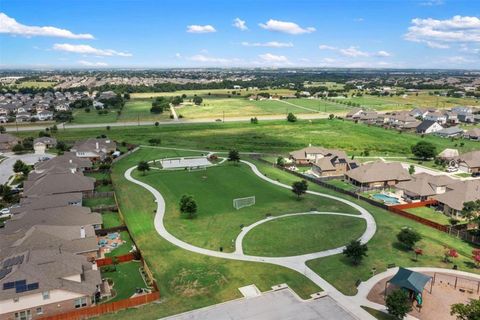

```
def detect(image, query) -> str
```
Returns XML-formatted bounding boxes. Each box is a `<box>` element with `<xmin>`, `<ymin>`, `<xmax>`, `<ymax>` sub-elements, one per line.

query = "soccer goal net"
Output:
<box><xmin>187</xmin><ymin>166</ymin><xmax>207</xmax><ymax>172</ymax></box>
<box><xmin>233</xmin><ymin>196</ymin><xmax>256</xmax><ymax>210</ymax></box>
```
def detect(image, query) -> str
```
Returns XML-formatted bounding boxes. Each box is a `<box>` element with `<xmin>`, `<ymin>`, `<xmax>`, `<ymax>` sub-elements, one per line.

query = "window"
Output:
<box><xmin>14</xmin><ymin>310</ymin><xmax>31</xmax><ymax>320</ymax></box>
<box><xmin>35</xmin><ymin>307</ymin><xmax>43</xmax><ymax>315</ymax></box>
<box><xmin>42</xmin><ymin>291</ymin><xmax>50</xmax><ymax>300</ymax></box>
<box><xmin>74</xmin><ymin>297</ymin><xmax>87</xmax><ymax>308</ymax></box>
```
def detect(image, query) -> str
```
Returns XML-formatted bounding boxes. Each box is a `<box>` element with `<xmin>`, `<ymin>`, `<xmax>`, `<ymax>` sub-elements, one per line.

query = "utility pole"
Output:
<box><xmin>137</xmin><ymin>113</ymin><xmax>140</xmax><ymax>126</ymax></box>
<box><xmin>223</xmin><ymin>111</ymin><xmax>225</xmax><ymax>123</ymax></box>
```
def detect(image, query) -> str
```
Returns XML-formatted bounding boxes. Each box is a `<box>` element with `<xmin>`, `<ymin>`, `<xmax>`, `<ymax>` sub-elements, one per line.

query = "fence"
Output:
<box><xmin>38</xmin><ymin>291</ymin><xmax>160</xmax><ymax>320</ymax></box>
<box><xmin>96</xmin><ymin>252</ymin><xmax>135</xmax><ymax>267</ymax></box>
<box><xmin>83</xmin><ymin>191</ymin><xmax>115</xmax><ymax>199</ymax></box>
<box><xmin>112</xmin><ymin>146</ymin><xmax>140</xmax><ymax>164</ymax></box>
<box><xmin>95</xmin><ymin>225</ymin><xmax>128</xmax><ymax>236</ymax></box>
<box><xmin>388</xmin><ymin>201</ymin><xmax>449</xmax><ymax>232</ymax></box>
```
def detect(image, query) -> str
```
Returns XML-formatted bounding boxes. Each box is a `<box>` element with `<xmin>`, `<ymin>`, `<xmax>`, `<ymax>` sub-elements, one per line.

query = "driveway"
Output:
<box><xmin>0</xmin><ymin>153</ymin><xmax>54</xmax><ymax>185</ymax></box>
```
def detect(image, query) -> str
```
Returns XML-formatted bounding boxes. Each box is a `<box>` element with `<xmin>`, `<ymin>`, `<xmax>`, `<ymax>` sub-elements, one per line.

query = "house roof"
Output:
<box><xmin>435</xmin><ymin>126</ymin><xmax>464</xmax><ymax>135</ymax></box>
<box><xmin>1</xmin><ymin>206</ymin><xmax>101</xmax><ymax>235</ymax></box>
<box><xmin>466</xmin><ymin>128</ymin><xmax>480</xmax><ymax>138</ymax></box>
<box><xmin>396</xmin><ymin>173</ymin><xmax>455</xmax><ymax>197</ymax></box>
<box><xmin>434</xmin><ymin>180</ymin><xmax>480</xmax><ymax>211</ymax></box>
<box><xmin>23</xmin><ymin>172</ymin><xmax>95</xmax><ymax>197</ymax></box>
<box><xmin>346</xmin><ymin>161</ymin><xmax>411</xmax><ymax>184</ymax></box>
<box><xmin>0</xmin><ymin>249</ymin><xmax>101</xmax><ymax>301</ymax></box>
<box><xmin>35</xmin><ymin>152</ymin><xmax>92</xmax><ymax>171</ymax></box>
<box><xmin>457</xmin><ymin>151</ymin><xmax>480</xmax><ymax>169</ymax></box>
<box><xmin>33</xmin><ymin>137</ymin><xmax>57</xmax><ymax>145</ymax></box>
<box><xmin>18</xmin><ymin>193</ymin><xmax>83</xmax><ymax>211</ymax></box>
<box><xmin>437</xmin><ymin>148</ymin><xmax>459</xmax><ymax>159</ymax></box>
<box><xmin>71</xmin><ymin>138</ymin><xmax>117</xmax><ymax>155</ymax></box>
<box><xmin>416</xmin><ymin>120</ymin><xmax>439</xmax><ymax>133</ymax></box>
<box><xmin>0</xmin><ymin>133</ymin><xmax>19</xmax><ymax>144</ymax></box>
<box><xmin>389</xmin><ymin>267</ymin><xmax>432</xmax><ymax>294</ymax></box>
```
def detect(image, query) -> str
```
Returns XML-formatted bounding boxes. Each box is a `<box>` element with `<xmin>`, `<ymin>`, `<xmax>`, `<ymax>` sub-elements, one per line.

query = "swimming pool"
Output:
<box><xmin>372</xmin><ymin>193</ymin><xmax>400</xmax><ymax>204</ymax></box>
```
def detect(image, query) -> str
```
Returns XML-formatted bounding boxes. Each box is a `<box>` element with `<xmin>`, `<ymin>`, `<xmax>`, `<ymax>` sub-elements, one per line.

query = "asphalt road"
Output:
<box><xmin>0</xmin><ymin>153</ymin><xmax>54</xmax><ymax>185</ymax></box>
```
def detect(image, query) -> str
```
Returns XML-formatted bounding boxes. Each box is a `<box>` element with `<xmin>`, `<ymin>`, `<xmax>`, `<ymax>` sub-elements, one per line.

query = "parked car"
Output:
<box><xmin>0</xmin><ymin>208</ymin><xmax>11</xmax><ymax>215</ymax></box>
<box><xmin>447</xmin><ymin>167</ymin><xmax>458</xmax><ymax>173</ymax></box>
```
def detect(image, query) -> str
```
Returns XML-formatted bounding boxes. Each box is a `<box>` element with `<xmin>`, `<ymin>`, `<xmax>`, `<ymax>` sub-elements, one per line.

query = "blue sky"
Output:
<box><xmin>0</xmin><ymin>0</ymin><xmax>479</xmax><ymax>69</ymax></box>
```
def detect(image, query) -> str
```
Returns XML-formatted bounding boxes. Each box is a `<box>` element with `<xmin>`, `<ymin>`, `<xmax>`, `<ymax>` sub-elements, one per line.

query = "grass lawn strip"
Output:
<box><xmin>406</xmin><ymin>207</ymin><xmax>452</xmax><ymax>226</ymax></box>
<box><xmin>101</xmin><ymin>261</ymin><xmax>147</xmax><ymax>302</ymax></box>
<box><xmin>101</xmin><ymin>211</ymin><xmax>123</xmax><ymax>229</ymax></box>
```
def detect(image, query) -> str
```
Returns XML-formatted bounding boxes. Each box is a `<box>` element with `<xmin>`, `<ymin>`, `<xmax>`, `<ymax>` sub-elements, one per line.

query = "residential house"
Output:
<box><xmin>346</xmin><ymin>108</ymin><xmax>363</xmax><ymax>120</ymax></box>
<box><xmin>23</xmin><ymin>172</ymin><xmax>95</xmax><ymax>197</ymax></box>
<box><xmin>16</xmin><ymin>193</ymin><xmax>83</xmax><ymax>212</ymax></box>
<box><xmin>465</xmin><ymin>128</ymin><xmax>480</xmax><ymax>141</ymax></box>
<box><xmin>444</xmin><ymin>111</ymin><xmax>459</xmax><ymax>125</ymax></box>
<box><xmin>33</xmin><ymin>137</ymin><xmax>57</xmax><ymax>149</ymax></box>
<box><xmin>0</xmin><ymin>249</ymin><xmax>102</xmax><ymax>320</ymax></box>
<box><xmin>311</xmin><ymin>150</ymin><xmax>359</xmax><ymax>177</ymax></box>
<box><xmin>345</xmin><ymin>161</ymin><xmax>411</xmax><ymax>188</ymax></box>
<box><xmin>71</xmin><ymin>139</ymin><xmax>117</xmax><ymax>161</ymax></box>
<box><xmin>416</xmin><ymin>120</ymin><xmax>443</xmax><ymax>134</ymax></box>
<box><xmin>424</xmin><ymin>111</ymin><xmax>447</xmax><ymax>124</ymax></box>
<box><xmin>34</xmin><ymin>111</ymin><xmax>54</xmax><ymax>121</ymax></box>
<box><xmin>0</xmin><ymin>134</ymin><xmax>20</xmax><ymax>152</ymax></box>
<box><xmin>15</xmin><ymin>112</ymin><xmax>31</xmax><ymax>122</ymax></box>
<box><xmin>35</xmin><ymin>153</ymin><xmax>92</xmax><ymax>173</ymax></box>
<box><xmin>396</xmin><ymin>173</ymin><xmax>455</xmax><ymax>202</ymax></box>
<box><xmin>456</xmin><ymin>151</ymin><xmax>480</xmax><ymax>174</ymax></box>
<box><xmin>289</xmin><ymin>146</ymin><xmax>341</xmax><ymax>165</ymax></box>
<box><xmin>437</xmin><ymin>148</ymin><xmax>459</xmax><ymax>161</ymax></box>
<box><xmin>434</xmin><ymin>180</ymin><xmax>480</xmax><ymax>217</ymax></box>
<box><xmin>434</xmin><ymin>126</ymin><xmax>464</xmax><ymax>138</ymax></box>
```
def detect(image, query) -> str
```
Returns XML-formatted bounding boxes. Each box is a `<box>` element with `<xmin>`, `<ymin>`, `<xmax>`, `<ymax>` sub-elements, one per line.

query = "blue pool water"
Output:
<box><xmin>372</xmin><ymin>193</ymin><xmax>400</xmax><ymax>204</ymax></box>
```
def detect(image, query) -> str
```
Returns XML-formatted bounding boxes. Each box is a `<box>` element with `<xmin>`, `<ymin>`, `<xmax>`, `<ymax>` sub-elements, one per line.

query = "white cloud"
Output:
<box><xmin>405</xmin><ymin>16</ymin><xmax>480</xmax><ymax>45</ymax></box>
<box><xmin>318</xmin><ymin>44</ymin><xmax>337</xmax><ymax>50</ymax></box>
<box><xmin>53</xmin><ymin>43</ymin><xmax>132</xmax><ymax>57</ymax></box>
<box><xmin>233</xmin><ymin>18</ymin><xmax>247</xmax><ymax>31</ymax></box>
<box><xmin>426</xmin><ymin>41</ymin><xmax>450</xmax><ymax>49</ymax></box>
<box><xmin>375</xmin><ymin>50</ymin><xmax>391</xmax><ymax>57</ymax></box>
<box><xmin>446</xmin><ymin>56</ymin><xmax>473</xmax><ymax>64</ymax></box>
<box><xmin>78</xmin><ymin>60</ymin><xmax>108</xmax><ymax>67</ymax></box>
<box><xmin>241</xmin><ymin>41</ymin><xmax>293</xmax><ymax>48</ymax></box>
<box><xmin>175</xmin><ymin>53</ymin><xmax>182</xmax><ymax>58</ymax></box>
<box><xmin>419</xmin><ymin>0</ymin><xmax>444</xmax><ymax>6</ymax></box>
<box><xmin>186</xmin><ymin>25</ymin><xmax>216</xmax><ymax>33</ymax></box>
<box><xmin>354</xmin><ymin>18</ymin><xmax>364</xmax><ymax>22</ymax></box>
<box><xmin>319</xmin><ymin>44</ymin><xmax>391</xmax><ymax>58</ymax></box>
<box><xmin>259</xmin><ymin>19</ymin><xmax>315</xmax><ymax>35</ymax></box>
<box><xmin>0</xmin><ymin>13</ymin><xmax>94</xmax><ymax>39</ymax></box>
<box><xmin>188</xmin><ymin>54</ymin><xmax>230</xmax><ymax>63</ymax></box>
<box><xmin>339</xmin><ymin>47</ymin><xmax>369</xmax><ymax>57</ymax></box>
<box><xmin>258</xmin><ymin>53</ymin><xmax>288</xmax><ymax>63</ymax></box>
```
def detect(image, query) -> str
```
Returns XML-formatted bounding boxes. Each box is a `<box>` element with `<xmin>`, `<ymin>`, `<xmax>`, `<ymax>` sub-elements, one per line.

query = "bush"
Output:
<box><xmin>287</xmin><ymin>112</ymin><xmax>297</xmax><ymax>122</ymax></box>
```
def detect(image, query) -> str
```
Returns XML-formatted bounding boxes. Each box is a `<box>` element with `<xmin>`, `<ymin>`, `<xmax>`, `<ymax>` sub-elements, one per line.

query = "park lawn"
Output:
<box><xmin>101</xmin><ymin>211</ymin><xmax>123</xmax><ymax>229</ymax></box>
<box><xmin>136</xmin><ymin>161</ymin><xmax>358</xmax><ymax>253</ymax></box>
<box><xmin>326</xmin><ymin>179</ymin><xmax>357</xmax><ymax>191</ymax></box>
<box><xmin>286</xmin><ymin>98</ymin><xmax>351</xmax><ymax>114</ymax></box>
<box><xmin>72</xmin><ymin>109</ymin><xmax>118</xmax><ymax>124</ymax></box>
<box><xmin>105</xmin><ymin>231</ymin><xmax>134</xmax><ymax>257</ymax></box>
<box><xmin>455</xmin><ymin>172</ymin><xmax>472</xmax><ymax>178</ymax></box>
<box><xmin>119</xmin><ymin>99</ymin><xmax>171</xmax><ymax>122</ymax></box>
<box><xmin>101</xmin><ymin>261</ymin><xmax>146</xmax><ymax>302</ymax></box>
<box><xmin>101</xmin><ymin>147</ymin><xmax>321</xmax><ymax>320</ymax></box>
<box><xmin>243</xmin><ymin>214</ymin><xmax>366</xmax><ymax>257</ymax></box>
<box><xmin>85</xmin><ymin>171</ymin><xmax>111</xmax><ymax>181</ymax></box>
<box><xmin>251</xmin><ymin>158</ymin><xmax>480</xmax><ymax>295</ymax></box>
<box><xmin>406</xmin><ymin>207</ymin><xmax>451</xmax><ymax>226</ymax></box>
<box><xmin>131</xmin><ymin>88</ymin><xmax>296</xmax><ymax>99</ymax></box>
<box><xmin>19</xmin><ymin>119</ymin><xmax>480</xmax><ymax>157</ymax></box>
<box><xmin>176</xmin><ymin>97</ymin><xmax>316</xmax><ymax>119</ymax></box>
<box><xmin>304</xmin><ymin>81</ymin><xmax>345</xmax><ymax>90</ymax></box>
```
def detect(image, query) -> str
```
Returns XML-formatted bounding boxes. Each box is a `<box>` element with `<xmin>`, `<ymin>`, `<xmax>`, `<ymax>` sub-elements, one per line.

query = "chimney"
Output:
<box><xmin>95</xmin><ymin>142</ymin><xmax>99</xmax><ymax>150</ymax></box>
<box><xmin>69</xmin><ymin>159</ymin><xmax>73</xmax><ymax>164</ymax></box>
<box><xmin>80</xmin><ymin>226</ymin><xmax>86</xmax><ymax>239</ymax></box>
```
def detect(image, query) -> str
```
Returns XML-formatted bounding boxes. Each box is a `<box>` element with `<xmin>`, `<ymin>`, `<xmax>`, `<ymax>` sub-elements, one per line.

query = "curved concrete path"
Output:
<box><xmin>124</xmin><ymin>158</ymin><xmax>378</xmax><ymax>319</ymax></box>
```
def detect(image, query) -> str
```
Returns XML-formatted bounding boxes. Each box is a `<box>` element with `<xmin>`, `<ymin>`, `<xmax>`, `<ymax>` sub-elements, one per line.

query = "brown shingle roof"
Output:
<box><xmin>346</xmin><ymin>161</ymin><xmax>411</xmax><ymax>184</ymax></box>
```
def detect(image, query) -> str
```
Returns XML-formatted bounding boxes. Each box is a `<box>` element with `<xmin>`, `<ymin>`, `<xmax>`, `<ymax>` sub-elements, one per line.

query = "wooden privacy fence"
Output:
<box><xmin>389</xmin><ymin>199</ymin><xmax>438</xmax><ymax>210</ymax></box>
<box><xmin>38</xmin><ymin>291</ymin><xmax>160</xmax><ymax>320</ymax></box>
<box><xmin>96</xmin><ymin>253</ymin><xmax>135</xmax><ymax>267</ymax></box>
<box><xmin>388</xmin><ymin>200</ymin><xmax>450</xmax><ymax>233</ymax></box>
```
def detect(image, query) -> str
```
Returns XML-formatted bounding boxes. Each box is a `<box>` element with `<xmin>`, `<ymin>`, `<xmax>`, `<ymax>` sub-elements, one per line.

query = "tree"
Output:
<box><xmin>0</xmin><ymin>126</ymin><xmax>5</xmax><ymax>134</ymax></box>
<box><xmin>329</xmin><ymin>114</ymin><xmax>335</xmax><ymax>120</ymax></box>
<box><xmin>250</xmin><ymin>117</ymin><xmax>258</xmax><ymax>124</ymax></box>
<box><xmin>411</xmin><ymin>141</ymin><xmax>436</xmax><ymax>160</ymax></box>
<box><xmin>451</xmin><ymin>299</ymin><xmax>480</xmax><ymax>320</ymax></box>
<box><xmin>472</xmin><ymin>249</ymin><xmax>480</xmax><ymax>268</ymax></box>
<box><xmin>137</xmin><ymin>161</ymin><xmax>150</xmax><ymax>175</ymax></box>
<box><xmin>291</xmin><ymin>180</ymin><xmax>308</xmax><ymax>199</ymax></box>
<box><xmin>228</xmin><ymin>150</ymin><xmax>240</xmax><ymax>163</ymax></box>
<box><xmin>56</xmin><ymin>141</ymin><xmax>68</xmax><ymax>152</ymax></box>
<box><xmin>444</xmin><ymin>247</ymin><xmax>459</xmax><ymax>263</ymax></box>
<box><xmin>150</xmin><ymin>105</ymin><xmax>164</xmax><ymax>114</ymax></box>
<box><xmin>397</xmin><ymin>228</ymin><xmax>422</xmax><ymax>250</ymax></box>
<box><xmin>342</xmin><ymin>240</ymin><xmax>368</xmax><ymax>265</ymax></box>
<box><xmin>123</xmin><ymin>93</ymin><xmax>130</xmax><ymax>100</ymax></box>
<box><xmin>13</xmin><ymin>160</ymin><xmax>28</xmax><ymax>175</ymax></box>
<box><xmin>179</xmin><ymin>195</ymin><xmax>198</xmax><ymax>219</ymax></box>
<box><xmin>386</xmin><ymin>289</ymin><xmax>412</xmax><ymax>319</ymax></box>
<box><xmin>287</xmin><ymin>112</ymin><xmax>297</xmax><ymax>122</ymax></box>
<box><xmin>461</xmin><ymin>200</ymin><xmax>480</xmax><ymax>222</ymax></box>
<box><xmin>408</xmin><ymin>164</ymin><xmax>415</xmax><ymax>175</ymax></box>
<box><xmin>276</xmin><ymin>157</ymin><xmax>286</xmax><ymax>166</ymax></box>
<box><xmin>193</xmin><ymin>96</ymin><xmax>203</xmax><ymax>105</ymax></box>
<box><xmin>12</xmin><ymin>144</ymin><xmax>24</xmax><ymax>154</ymax></box>
<box><xmin>171</xmin><ymin>96</ymin><xmax>183</xmax><ymax>105</ymax></box>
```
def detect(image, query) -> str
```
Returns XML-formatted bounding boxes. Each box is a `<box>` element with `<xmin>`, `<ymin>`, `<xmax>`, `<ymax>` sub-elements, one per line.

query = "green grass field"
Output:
<box><xmin>101</xmin><ymin>211</ymin><xmax>123</xmax><ymax>229</ymax></box>
<box><xmin>131</xmin><ymin>88</ymin><xmax>296</xmax><ymax>99</ymax></box>
<box><xmin>243</xmin><ymin>214</ymin><xmax>366</xmax><ymax>257</ymax></box>
<box><xmin>100</xmin><ymin>147</ymin><xmax>321</xmax><ymax>320</ymax></box>
<box><xmin>25</xmin><ymin>119</ymin><xmax>480</xmax><ymax>157</ymax></box>
<box><xmin>406</xmin><ymin>206</ymin><xmax>451</xmax><ymax>226</ymax></box>
<box><xmin>72</xmin><ymin>109</ymin><xmax>118</xmax><ymax>124</ymax></box>
<box><xmin>136</xmin><ymin>161</ymin><xmax>358</xmax><ymax>253</ymax></box>
<box><xmin>16</xmin><ymin>81</ymin><xmax>57</xmax><ymax>88</ymax></box>
<box><xmin>119</xmin><ymin>99</ymin><xmax>171</xmax><ymax>122</ymax></box>
<box><xmin>101</xmin><ymin>261</ymin><xmax>146</xmax><ymax>302</ymax></box>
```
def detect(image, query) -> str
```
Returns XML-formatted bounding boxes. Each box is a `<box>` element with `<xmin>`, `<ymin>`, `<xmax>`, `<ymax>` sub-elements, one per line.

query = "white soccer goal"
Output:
<box><xmin>187</xmin><ymin>166</ymin><xmax>207</xmax><ymax>172</ymax></box>
<box><xmin>233</xmin><ymin>196</ymin><xmax>256</xmax><ymax>210</ymax></box>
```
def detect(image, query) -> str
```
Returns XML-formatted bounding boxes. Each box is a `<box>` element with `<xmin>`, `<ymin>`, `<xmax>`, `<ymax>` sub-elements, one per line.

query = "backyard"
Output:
<box><xmin>101</xmin><ymin>261</ymin><xmax>147</xmax><ymax>302</ymax></box>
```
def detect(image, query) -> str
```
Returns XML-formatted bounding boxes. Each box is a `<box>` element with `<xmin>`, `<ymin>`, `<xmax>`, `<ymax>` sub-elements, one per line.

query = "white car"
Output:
<box><xmin>447</xmin><ymin>167</ymin><xmax>458</xmax><ymax>173</ymax></box>
<box><xmin>0</xmin><ymin>208</ymin><xmax>10</xmax><ymax>215</ymax></box>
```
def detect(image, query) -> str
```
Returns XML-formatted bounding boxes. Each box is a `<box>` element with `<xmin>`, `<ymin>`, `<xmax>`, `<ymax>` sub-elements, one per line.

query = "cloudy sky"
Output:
<box><xmin>0</xmin><ymin>0</ymin><xmax>479</xmax><ymax>69</ymax></box>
